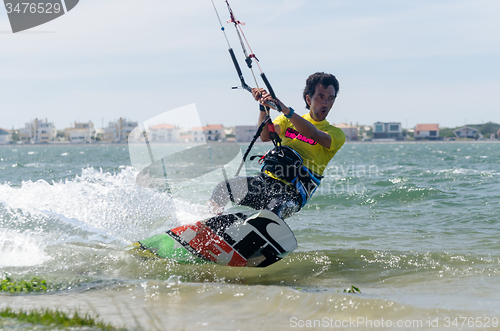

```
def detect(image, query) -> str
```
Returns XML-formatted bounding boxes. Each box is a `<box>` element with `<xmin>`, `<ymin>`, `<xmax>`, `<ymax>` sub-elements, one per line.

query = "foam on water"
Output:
<box><xmin>0</xmin><ymin>167</ymin><xmax>184</xmax><ymax>260</ymax></box>
<box><xmin>0</xmin><ymin>229</ymin><xmax>51</xmax><ymax>267</ymax></box>
<box><xmin>0</xmin><ymin>165</ymin><xmax>226</xmax><ymax>270</ymax></box>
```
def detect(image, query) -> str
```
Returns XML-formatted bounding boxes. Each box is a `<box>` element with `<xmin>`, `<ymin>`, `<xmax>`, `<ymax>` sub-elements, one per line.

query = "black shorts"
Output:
<box><xmin>210</xmin><ymin>172</ymin><xmax>302</xmax><ymax>219</ymax></box>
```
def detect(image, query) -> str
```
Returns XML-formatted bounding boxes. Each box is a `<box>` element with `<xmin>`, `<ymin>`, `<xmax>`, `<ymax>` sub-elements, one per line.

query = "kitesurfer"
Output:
<box><xmin>208</xmin><ymin>72</ymin><xmax>345</xmax><ymax>219</ymax></box>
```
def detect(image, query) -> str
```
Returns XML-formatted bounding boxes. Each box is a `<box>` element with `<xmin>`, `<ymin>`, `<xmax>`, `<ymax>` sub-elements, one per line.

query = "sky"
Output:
<box><xmin>1</xmin><ymin>0</ymin><xmax>499</xmax><ymax>131</ymax></box>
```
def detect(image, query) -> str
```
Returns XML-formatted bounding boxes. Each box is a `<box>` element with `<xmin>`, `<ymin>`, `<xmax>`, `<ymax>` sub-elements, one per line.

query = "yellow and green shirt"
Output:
<box><xmin>274</xmin><ymin>113</ymin><xmax>345</xmax><ymax>176</ymax></box>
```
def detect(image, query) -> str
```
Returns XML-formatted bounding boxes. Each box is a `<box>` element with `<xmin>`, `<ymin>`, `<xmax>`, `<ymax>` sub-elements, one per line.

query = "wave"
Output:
<box><xmin>0</xmin><ymin>229</ymin><xmax>51</xmax><ymax>267</ymax></box>
<box><xmin>0</xmin><ymin>167</ymin><xmax>178</xmax><ymax>255</ymax></box>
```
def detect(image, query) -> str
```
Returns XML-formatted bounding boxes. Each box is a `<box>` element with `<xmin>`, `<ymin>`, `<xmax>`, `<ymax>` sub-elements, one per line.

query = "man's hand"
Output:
<box><xmin>251</xmin><ymin>87</ymin><xmax>271</xmax><ymax>106</ymax></box>
<box><xmin>253</xmin><ymin>87</ymin><xmax>331</xmax><ymax>149</ymax></box>
<box><xmin>252</xmin><ymin>88</ymin><xmax>288</xmax><ymax>114</ymax></box>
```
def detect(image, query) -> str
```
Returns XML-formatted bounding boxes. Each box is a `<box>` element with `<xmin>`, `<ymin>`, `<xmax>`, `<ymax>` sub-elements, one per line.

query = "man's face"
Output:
<box><xmin>306</xmin><ymin>84</ymin><xmax>336</xmax><ymax>122</ymax></box>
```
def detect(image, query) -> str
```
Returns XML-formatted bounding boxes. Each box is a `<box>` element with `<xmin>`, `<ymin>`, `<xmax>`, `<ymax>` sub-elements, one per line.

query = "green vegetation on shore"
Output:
<box><xmin>0</xmin><ymin>307</ymin><xmax>119</xmax><ymax>330</ymax></box>
<box><xmin>344</xmin><ymin>285</ymin><xmax>361</xmax><ymax>293</ymax></box>
<box><xmin>1</xmin><ymin>275</ymin><xmax>121</xmax><ymax>329</ymax></box>
<box><xmin>1</xmin><ymin>275</ymin><xmax>47</xmax><ymax>293</ymax></box>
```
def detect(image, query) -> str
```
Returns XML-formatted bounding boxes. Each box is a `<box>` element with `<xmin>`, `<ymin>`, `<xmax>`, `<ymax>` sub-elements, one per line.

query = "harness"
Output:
<box><xmin>252</xmin><ymin>146</ymin><xmax>323</xmax><ymax>207</ymax></box>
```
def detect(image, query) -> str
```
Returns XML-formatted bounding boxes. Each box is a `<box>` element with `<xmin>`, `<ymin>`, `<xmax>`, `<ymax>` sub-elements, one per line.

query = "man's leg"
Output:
<box><xmin>262</xmin><ymin>179</ymin><xmax>302</xmax><ymax>219</ymax></box>
<box><xmin>238</xmin><ymin>174</ymin><xmax>302</xmax><ymax>219</ymax></box>
<box><xmin>207</xmin><ymin>176</ymin><xmax>252</xmax><ymax>215</ymax></box>
<box><xmin>266</xmin><ymin>197</ymin><xmax>301</xmax><ymax>219</ymax></box>
<box><xmin>207</xmin><ymin>173</ymin><xmax>302</xmax><ymax>219</ymax></box>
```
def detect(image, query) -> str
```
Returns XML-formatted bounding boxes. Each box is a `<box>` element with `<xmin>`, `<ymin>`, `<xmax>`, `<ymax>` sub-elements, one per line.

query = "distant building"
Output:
<box><xmin>497</xmin><ymin>128</ymin><xmax>500</xmax><ymax>138</ymax></box>
<box><xmin>191</xmin><ymin>127</ymin><xmax>206</xmax><ymax>143</ymax></box>
<box><xmin>64</xmin><ymin>121</ymin><xmax>95</xmax><ymax>143</ymax></box>
<box><xmin>235</xmin><ymin>125</ymin><xmax>258</xmax><ymax>142</ymax></box>
<box><xmin>335</xmin><ymin>123</ymin><xmax>358</xmax><ymax>141</ymax></box>
<box><xmin>453</xmin><ymin>126</ymin><xmax>480</xmax><ymax>139</ymax></box>
<box><xmin>373</xmin><ymin>122</ymin><xmax>403</xmax><ymax>140</ymax></box>
<box><xmin>414</xmin><ymin>124</ymin><xmax>439</xmax><ymax>140</ymax></box>
<box><xmin>19</xmin><ymin>118</ymin><xmax>57</xmax><ymax>143</ymax></box>
<box><xmin>225</xmin><ymin>126</ymin><xmax>235</xmax><ymax>136</ymax></box>
<box><xmin>204</xmin><ymin>124</ymin><xmax>225</xmax><ymax>141</ymax></box>
<box><xmin>192</xmin><ymin>124</ymin><xmax>226</xmax><ymax>142</ymax></box>
<box><xmin>95</xmin><ymin>128</ymin><xmax>104</xmax><ymax>137</ymax></box>
<box><xmin>179</xmin><ymin>132</ymin><xmax>192</xmax><ymax>143</ymax></box>
<box><xmin>146</xmin><ymin>123</ymin><xmax>181</xmax><ymax>143</ymax></box>
<box><xmin>361</xmin><ymin>125</ymin><xmax>372</xmax><ymax>131</ymax></box>
<box><xmin>103</xmin><ymin>118</ymin><xmax>138</xmax><ymax>143</ymax></box>
<box><xmin>0</xmin><ymin>128</ymin><xmax>10</xmax><ymax>144</ymax></box>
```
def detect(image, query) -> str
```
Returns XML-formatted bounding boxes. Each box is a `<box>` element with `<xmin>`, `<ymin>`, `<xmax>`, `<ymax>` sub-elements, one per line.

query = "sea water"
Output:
<box><xmin>0</xmin><ymin>142</ymin><xmax>499</xmax><ymax>330</ymax></box>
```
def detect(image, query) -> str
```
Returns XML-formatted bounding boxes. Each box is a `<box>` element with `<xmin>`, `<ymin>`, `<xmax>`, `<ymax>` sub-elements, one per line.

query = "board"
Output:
<box><xmin>126</xmin><ymin>210</ymin><xmax>297</xmax><ymax>267</ymax></box>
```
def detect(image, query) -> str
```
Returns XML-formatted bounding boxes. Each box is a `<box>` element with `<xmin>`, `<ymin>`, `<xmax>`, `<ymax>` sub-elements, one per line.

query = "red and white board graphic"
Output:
<box><xmin>167</xmin><ymin>210</ymin><xmax>297</xmax><ymax>267</ymax></box>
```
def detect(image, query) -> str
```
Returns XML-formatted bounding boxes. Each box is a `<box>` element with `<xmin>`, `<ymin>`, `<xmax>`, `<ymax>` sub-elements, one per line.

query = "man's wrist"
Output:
<box><xmin>284</xmin><ymin>107</ymin><xmax>295</xmax><ymax>118</ymax></box>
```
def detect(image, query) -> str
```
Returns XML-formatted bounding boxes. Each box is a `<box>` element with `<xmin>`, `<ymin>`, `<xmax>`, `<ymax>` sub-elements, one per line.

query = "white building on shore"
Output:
<box><xmin>19</xmin><ymin>118</ymin><xmax>57</xmax><ymax>143</ymax></box>
<box><xmin>235</xmin><ymin>125</ymin><xmax>258</xmax><ymax>142</ymax></box>
<box><xmin>191</xmin><ymin>124</ymin><xmax>226</xmax><ymax>142</ymax></box>
<box><xmin>204</xmin><ymin>124</ymin><xmax>225</xmax><ymax>141</ymax></box>
<box><xmin>146</xmin><ymin>123</ymin><xmax>181</xmax><ymax>143</ymax></box>
<box><xmin>103</xmin><ymin>118</ymin><xmax>138</xmax><ymax>143</ymax></box>
<box><xmin>453</xmin><ymin>126</ymin><xmax>480</xmax><ymax>139</ymax></box>
<box><xmin>191</xmin><ymin>127</ymin><xmax>206</xmax><ymax>143</ymax></box>
<box><xmin>335</xmin><ymin>123</ymin><xmax>358</xmax><ymax>141</ymax></box>
<box><xmin>373</xmin><ymin>122</ymin><xmax>403</xmax><ymax>140</ymax></box>
<box><xmin>64</xmin><ymin>121</ymin><xmax>95</xmax><ymax>143</ymax></box>
<box><xmin>414</xmin><ymin>124</ymin><xmax>439</xmax><ymax>140</ymax></box>
<box><xmin>0</xmin><ymin>128</ymin><xmax>11</xmax><ymax>144</ymax></box>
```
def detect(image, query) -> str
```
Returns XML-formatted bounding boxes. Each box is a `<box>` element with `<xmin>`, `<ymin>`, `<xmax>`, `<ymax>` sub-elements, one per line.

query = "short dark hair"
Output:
<box><xmin>303</xmin><ymin>72</ymin><xmax>339</xmax><ymax>109</ymax></box>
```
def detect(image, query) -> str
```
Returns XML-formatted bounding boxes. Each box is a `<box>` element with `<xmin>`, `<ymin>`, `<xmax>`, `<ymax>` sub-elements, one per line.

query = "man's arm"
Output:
<box><xmin>252</xmin><ymin>89</ymin><xmax>281</xmax><ymax>142</ymax></box>
<box><xmin>257</xmin><ymin>107</ymin><xmax>281</xmax><ymax>142</ymax></box>
<box><xmin>252</xmin><ymin>88</ymin><xmax>331</xmax><ymax>149</ymax></box>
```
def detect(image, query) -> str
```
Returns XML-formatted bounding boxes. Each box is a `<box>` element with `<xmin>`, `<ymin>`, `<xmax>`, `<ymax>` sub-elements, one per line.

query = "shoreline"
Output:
<box><xmin>345</xmin><ymin>139</ymin><xmax>500</xmax><ymax>144</ymax></box>
<box><xmin>1</xmin><ymin>139</ymin><xmax>499</xmax><ymax>147</ymax></box>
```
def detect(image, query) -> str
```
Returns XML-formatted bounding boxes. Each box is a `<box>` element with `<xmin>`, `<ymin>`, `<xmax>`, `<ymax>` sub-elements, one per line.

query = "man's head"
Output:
<box><xmin>303</xmin><ymin>72</ymin><xmax>339</xmax><ymax>122</ymax></box>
